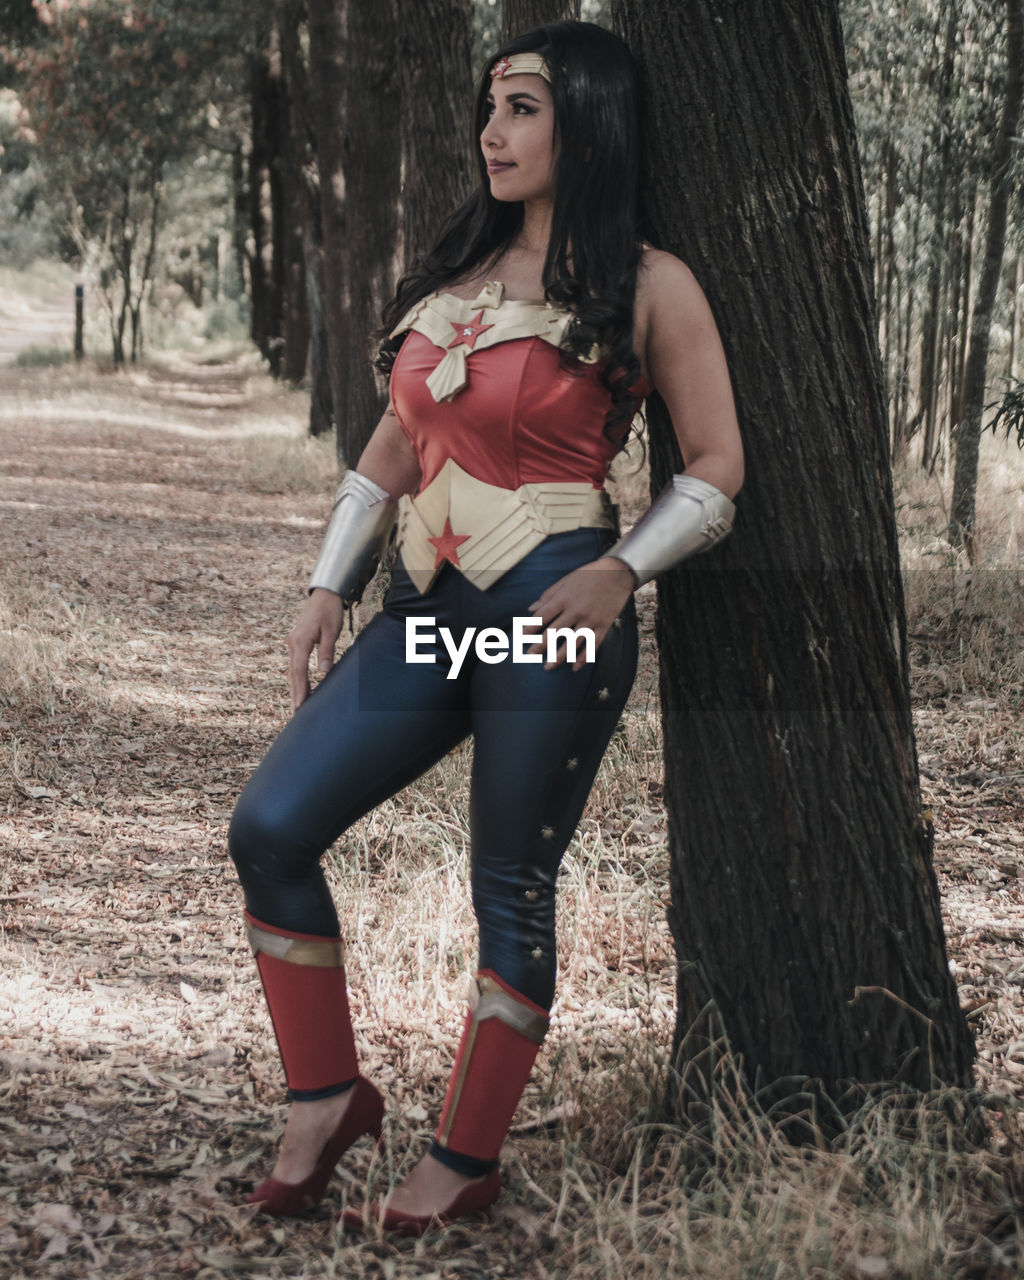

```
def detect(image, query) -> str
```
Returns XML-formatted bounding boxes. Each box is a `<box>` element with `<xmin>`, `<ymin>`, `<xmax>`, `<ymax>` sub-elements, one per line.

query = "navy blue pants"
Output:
<box><xmin>228</xmin><ymin>528</ymin><xmax>638</xmax><ymax>1010</ymax></box>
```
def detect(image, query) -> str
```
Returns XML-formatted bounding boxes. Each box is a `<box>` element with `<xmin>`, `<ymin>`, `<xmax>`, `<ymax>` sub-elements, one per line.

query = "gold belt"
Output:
<box><xmin>396</xmin><ymin>458</ymin><xmax>614</xmax><ymax>594</ymax></box>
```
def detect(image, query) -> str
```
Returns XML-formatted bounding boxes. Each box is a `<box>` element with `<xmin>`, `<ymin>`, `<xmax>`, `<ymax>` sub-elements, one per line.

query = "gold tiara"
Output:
<box><xmin>490</xmin><ymin>53</ymin><xmax>552</xmax><ymax>84</ymax></box>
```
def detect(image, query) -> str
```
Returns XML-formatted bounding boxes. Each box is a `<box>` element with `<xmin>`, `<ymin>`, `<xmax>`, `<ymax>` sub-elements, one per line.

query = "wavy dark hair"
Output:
<box><xmin>376</xmin><ymin>20</ymin><xmax>651</xmax><ymax>436</ymax></box>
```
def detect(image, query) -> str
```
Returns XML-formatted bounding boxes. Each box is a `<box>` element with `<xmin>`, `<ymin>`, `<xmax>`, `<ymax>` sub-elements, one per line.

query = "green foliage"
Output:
<box><xmin>0</xmin><ymin>86</ymin><xmax>58</xmax><ymax>262</ymax></box>
<box><xmin>12</xmin><ymin>342</ymin><xmax>71</xmax><ymax>365</ymax></box>
<box><xmin>0</xmin><ymin>0</ymin><xmax>253</xmax><ymax>362</ymax></box>
<box><xmin>987</xmin><ymin>378</ymin><xmax>1024</xmax><ymax>451</ymax></box>
<box><xmin>11</xmin><ymin>1</ymin><xmax>229</xmax><ymax>215</ymax></box>
<box><xmin>0</xmin><ymin>0</ymin><xmax>37</xmax><ymax>47</ymax></box>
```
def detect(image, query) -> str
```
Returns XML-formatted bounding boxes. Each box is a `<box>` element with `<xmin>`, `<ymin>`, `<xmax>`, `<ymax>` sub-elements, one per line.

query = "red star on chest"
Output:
<box><xmin>427</xmin><ymin>515</ymin><xmax>470</xmax><ymax>569</ymax></box>
<box><xmin>447</xmin><ymin>310</ymin><xmax>493</xmax><ymax>350</ymax></box>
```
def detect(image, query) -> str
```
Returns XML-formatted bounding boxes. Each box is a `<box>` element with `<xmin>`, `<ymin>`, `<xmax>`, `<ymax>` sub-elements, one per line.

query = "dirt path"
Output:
<box><xmin>0</xmin><ymin>274</ymin><xmax>75</xmax><ymax>364</ymax></box>
<box><xmin>0</xmin><ymin>355</ymin><xmax>1022</xmax><ymax>1278</ymax></box>
<box><xmin>0</xmin><ymin>356</ymin><xmax>352</xmax><ymax>1277</ymax></box>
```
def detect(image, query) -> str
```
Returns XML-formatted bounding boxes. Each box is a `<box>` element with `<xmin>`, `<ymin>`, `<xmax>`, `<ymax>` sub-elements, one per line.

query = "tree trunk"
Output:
<box><xmin>950</xmin><ymin>1</ymin><xmax>1024</xmax><ymax>556</ymax></box>
<box><xmin>304</xmin><ymin>201</ymin><xmax>334</xmax><ymax>437</ymax></box>
<box><xmin>280</xmin><ymin>4</ymin><xmax>329</xmax><ymax>426</ymax></box>
<box><xmin>950</xmin><ymin>190</ymin><xmax>979</xmax><ymax>438</ymax></box>
<box><xmin>308</xmin><ymin>0</ymin><xmax>401</xmax><ymax>466</ymax></box>
<box><xmin>613</xmin><ymin>0</ymin><xmax>975</xmax><ymax>1109</ymax></box>
<box><xmin>248</xmin><ymin>51</ymin><xmax>275</xmax><ymax>364</ymax></box>
<box><xmin>918</xmin><ymin>0</ymin><xmax>958</xmax><ymax>470</ymax></box>
<box><xmin>502</xmin><ymin>0</ymin><xmax>580</xmax><ymax>41</ymax></box>
<box><xmin>395</xmin><ymin>0</ymin><xmax>474</xmax><ymax>267</ymax></box>
<box><xmin>232</xmin><ymin>144</ymin><xmax>250</xmax><ymax>307</ymax></box>
<box><xmin>274</xmin><ymin>29</ymin><xmax>312</xmax><ymax>386</ymax></box>
<box><xmin>264</xmin><ymin>32</ymin><xmax>292</xmax><ymax>379</ymax></box>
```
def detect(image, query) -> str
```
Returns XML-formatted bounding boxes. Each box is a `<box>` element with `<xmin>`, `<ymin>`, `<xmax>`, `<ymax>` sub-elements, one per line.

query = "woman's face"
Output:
<box><xmin>480</xmin><ymin>73</ymin><xmax>558</xmax><ymax>204</ymax></box>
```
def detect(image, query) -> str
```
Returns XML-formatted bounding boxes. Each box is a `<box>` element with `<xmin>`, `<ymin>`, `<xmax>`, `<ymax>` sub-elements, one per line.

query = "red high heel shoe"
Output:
<box><xmin>341</xmin><ymin>1166</ymin><xmax>502</xmax><ymax>1236</ymax></box>
<box><xmin>248</xmin><ymin>1076</ymin><xmax>385</xmax><ymax>1216</ymax></box>
<box><xmin>243</xmin><ymin>914</ymin><xmax>381</xmax><ymax>1215</ymax></box>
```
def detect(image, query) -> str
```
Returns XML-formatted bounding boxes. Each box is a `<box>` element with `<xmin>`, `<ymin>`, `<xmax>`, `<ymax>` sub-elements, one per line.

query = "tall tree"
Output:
<box><xmin>247</xmin><ymin>46</ymin><xmax>278</xmax><ymax>366</ymax></box>
<box><xmin>308</xmin><ymin>0</ymin><xmax>400</xmax><ymax>464</ymax></box>
<box><xmin>502</xmin><ymin>0</ymin><xmax>580</xmax><ymax>41</ymax></box>
<box><xmin>613</xmin><ymin>0</ymin><xmax>974</xmax><ymax>1106</ymax></box>
<box><xmin>395</xmin><ymin>0</ymin><xmax>474</xmax><ymax>266</ymax></box>
<box><xmin>279</xmin><ymin>2</ymin><xmax>334</xmax><ymax>431</ymax></box>
<box><xmin>950</xmin><ymin>0</ymin><xmax>1024</xmax><ymax>556</ymax></box>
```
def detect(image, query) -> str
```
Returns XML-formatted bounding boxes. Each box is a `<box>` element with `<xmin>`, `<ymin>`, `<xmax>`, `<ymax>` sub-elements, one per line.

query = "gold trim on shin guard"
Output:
<box><xmin>436</xmin><ymin>970</ymin><xmax>548</xmax><ymax>1160</ymax></box>
<box><xmin>244</xmin><ymin>912</ymin><xmax>359</xmax><ymax>1096</ymax></box>
<box><xmin>246</xmin><ymin>919</ymin><xmax>346</xmax><ymax>967</ymax></box>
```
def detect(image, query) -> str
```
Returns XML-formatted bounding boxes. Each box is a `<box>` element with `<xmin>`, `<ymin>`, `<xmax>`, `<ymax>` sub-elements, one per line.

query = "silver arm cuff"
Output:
<box><xmin>608</xmin><ymin>474</ymin><xmax>735</xmax><ymax>588</ymax></box>
<box><xmin>308</xmin><ymin>470</ymin><xmax>397</xmax><ymax>603</ymax></box>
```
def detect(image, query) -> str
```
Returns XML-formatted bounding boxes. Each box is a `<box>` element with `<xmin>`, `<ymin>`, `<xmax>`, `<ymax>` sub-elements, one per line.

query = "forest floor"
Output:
<box><xmin>1</xmin><ymin>351</ymin><xmax>1023</xmax><ymax>1279</ymax></box>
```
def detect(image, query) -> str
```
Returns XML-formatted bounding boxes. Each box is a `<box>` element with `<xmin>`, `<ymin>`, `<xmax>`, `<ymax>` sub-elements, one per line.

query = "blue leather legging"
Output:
<box><xmin>228</xmin><ymin>528</ymin><xmax>638</xmax><ymax>1010</ymax></box>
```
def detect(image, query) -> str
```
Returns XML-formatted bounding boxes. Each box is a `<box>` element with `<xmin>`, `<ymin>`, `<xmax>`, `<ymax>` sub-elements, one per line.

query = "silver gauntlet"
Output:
<box><xmin>608</xmin><ymin>474</ymin><xmax>735</xmax><ymax>588</ymax></box>
<box><xmin>308</xmin><ymin>470</ymin><xmax>397</xmax><ymax>603</ymax></box>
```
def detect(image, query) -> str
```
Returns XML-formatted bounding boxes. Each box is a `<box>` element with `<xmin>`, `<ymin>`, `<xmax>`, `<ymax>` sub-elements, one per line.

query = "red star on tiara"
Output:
<box><xmin>447</xmin><ymin>311</ymin><xmax>493</xmax><ymax>350</ymax></box>
<box><xmin>492</xmin><ymin>56</ymin><xmax>513</xmax><ymax>78</ymax></box>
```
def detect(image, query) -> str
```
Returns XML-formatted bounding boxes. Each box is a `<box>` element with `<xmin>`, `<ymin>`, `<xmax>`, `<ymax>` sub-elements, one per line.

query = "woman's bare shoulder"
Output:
<box><xmin>633</xmin><ymin>247</ymin><xmax>711</xmax><ymax>367</ymax></box>
<box><xmin>636</xmin><ymin>246</ymin><xmax>705</xmax><ymax>312</ymax></box>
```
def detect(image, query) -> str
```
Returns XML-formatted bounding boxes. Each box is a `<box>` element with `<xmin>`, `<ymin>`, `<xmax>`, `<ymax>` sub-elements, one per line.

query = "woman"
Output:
<box><xmin>228</xmin><ymin>20</ymin><xmax>743</xmax><ymax>1235</ymax></box>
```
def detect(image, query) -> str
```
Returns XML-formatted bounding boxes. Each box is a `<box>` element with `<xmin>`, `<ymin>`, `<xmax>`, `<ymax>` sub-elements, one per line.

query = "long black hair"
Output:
<box><xmin>376</xmin><ymin>20</ymin><xmax>651</xmax><ymax>435</ymax></box>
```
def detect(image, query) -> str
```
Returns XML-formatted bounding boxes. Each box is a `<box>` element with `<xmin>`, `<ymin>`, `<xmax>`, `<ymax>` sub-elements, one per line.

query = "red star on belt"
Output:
<box><xmin>427</xmin><ymin>516</ymin><xmax>470</xmax><ymax>569</ymax></box>
<box><xmin>447</xmin><ymin>311</ymin><xmax>493</xmax><ymax>350</ymax></box>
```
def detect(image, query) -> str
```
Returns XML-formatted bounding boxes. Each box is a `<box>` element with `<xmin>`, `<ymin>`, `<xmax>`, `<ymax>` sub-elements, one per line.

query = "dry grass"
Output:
<box><xmin>1</xmin><ymin>354</ymin><xmax>1023</xmax><ymax>1278</ymax></box>
<box><xmin>897</xmin><ymin>434</ymin><xmax>1024</xmax><ymax>700</ymax></box>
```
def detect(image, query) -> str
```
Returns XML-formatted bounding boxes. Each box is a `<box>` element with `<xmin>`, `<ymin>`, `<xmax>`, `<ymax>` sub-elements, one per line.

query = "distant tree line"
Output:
<box><xmin>844</xmin><ymin>0</ymin><xmax>1024</xmax><ymax>553</ymax></box>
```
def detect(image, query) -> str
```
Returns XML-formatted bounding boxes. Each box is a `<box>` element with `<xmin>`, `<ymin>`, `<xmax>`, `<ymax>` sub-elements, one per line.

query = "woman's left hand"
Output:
<box><xmin>528</xmin><ymin>555</ymin><xmax>636</xmax><ymax>671</ymax></box>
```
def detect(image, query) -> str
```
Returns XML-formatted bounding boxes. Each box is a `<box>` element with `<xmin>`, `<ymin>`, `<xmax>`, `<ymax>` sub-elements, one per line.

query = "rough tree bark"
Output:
<box><xmin>613</xmin><ymin>0</ymin><xmax>975</xmax><ymax>1108</ymax></box>
<box><xmin>272</xmin><ymin>29</ymin><xmax>311</xmax><ymax>387</ymax></box>
<box><xmin>950</xmin><ymin>0</ymin><xmax>1024</xmax><ymax>558</ymax></box>
<box><xmin>308</xmin><ymin>0</ymin><xmax>400</xmax><ymax>465</ymax></box>
<box><xmin>247</xmin><ymin>50</ymin><xmax>276</xmax><ymax>366</ymax></box>
<box><xmin>502</xmin><ymin>0</ymin><xmax>580</xmax><ymax>41</ymax></box>
<box><xmin>303</xmin><ymin>206</ymin><xmax>334</xmax><ymax>437</ymax></box>
<box><xmin>395</xmin><ymin>0</ymin><xmax>474</xmax><ymax>267</ymax></box>
<box><xmin>918</xmin><ymin>0</ymin><xmax>959</xmax><ymax>470</ymax></box>
<box><xmin>279</xmin><ymin>6</ymin><xmax>333</xmax><ymax>434</ymax></box>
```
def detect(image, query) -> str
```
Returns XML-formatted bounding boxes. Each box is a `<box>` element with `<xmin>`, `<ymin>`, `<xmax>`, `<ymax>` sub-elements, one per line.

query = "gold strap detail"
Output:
<box><xmin>390</xmin><ymin>284</ymin><xmax>602</xmax><ymax>402</ymax></box>
<box><xmin>469</xmin><ymin>974</ymin><xmax>549</xmax><ymax>1046</ymax></box>
<box><xmin>396</xmin><ymin>458</ymin><xmax>614</xmax><ymax>594</ymax></box>
<box><xmin>246</xmin><ymin>920</ymin><xmax>346</xmax><ymax>968</ymax></box>
<box><xmin>437</xmin><ymin>1015</ymin><xmax>480</xmax><ymax>1147</ymax></box>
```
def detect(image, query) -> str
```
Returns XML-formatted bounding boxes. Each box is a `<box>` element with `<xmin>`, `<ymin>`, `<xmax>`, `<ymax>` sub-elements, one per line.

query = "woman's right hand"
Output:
<box><xmin>286</xmin><ymin>588</ymin><xmax>345</xmax><ymax>710</ymax></box>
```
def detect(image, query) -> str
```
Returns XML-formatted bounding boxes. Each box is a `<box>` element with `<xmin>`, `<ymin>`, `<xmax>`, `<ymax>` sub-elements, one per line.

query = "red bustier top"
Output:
<box><xmin>389</xmin><ymin>282</ymin><xmax>647</xmax><ymax>492</ymax></box>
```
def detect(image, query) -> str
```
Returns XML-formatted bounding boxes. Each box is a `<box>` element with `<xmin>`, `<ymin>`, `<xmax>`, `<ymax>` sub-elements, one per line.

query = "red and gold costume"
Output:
<box><xmin>231</xmin><ymin>280</ymin><xmax>642</xmax><ymax>1211</ymax></box>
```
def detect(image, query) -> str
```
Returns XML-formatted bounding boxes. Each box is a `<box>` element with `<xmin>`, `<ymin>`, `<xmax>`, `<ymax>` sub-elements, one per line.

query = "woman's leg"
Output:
<box><xmin>228</xmin><ymin>597</ymin><xmax>473</xmax><ymax>1196</ymax></box>
<box><xmin>229</xmin><ymin>605</ymin><xmax>472</xmax><ymax>935</ymax></box>
<box><xmin>383</xmin><ymin>533</ymin><xmax>639</xmax><ymax>1219</ymax></box>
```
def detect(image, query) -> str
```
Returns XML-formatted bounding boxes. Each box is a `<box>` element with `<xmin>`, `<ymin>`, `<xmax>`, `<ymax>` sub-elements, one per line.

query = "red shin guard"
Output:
<box><xmin>245</xmin><ymin>912</ymin><xmax>359</xmax><ymax>1094</ymax></box>
<box><xmin>435</xmin><ymin>969</ymin><xmax>549</xmax><ymax>1162</ymax></box>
